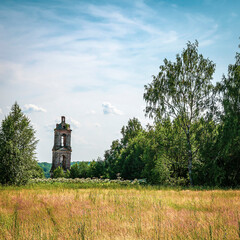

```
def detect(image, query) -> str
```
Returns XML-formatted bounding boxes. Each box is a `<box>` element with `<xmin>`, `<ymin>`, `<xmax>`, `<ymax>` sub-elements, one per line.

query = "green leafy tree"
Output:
<box><xmin>88</xmin><ymin>158</ymin><xmax>105</xmax><ymax>178</ymax></box>
<box><xmin>78</xmin><ymin>162</ymin><xmax>90</xmax><ymax>178</ymax></box>
<box><xmin>192</xmin><ymin>119</ymin><xmax>222</xmax><ymax>186</ymax></box>
<box><xmin>141</xmin><ymin>119</ymin><xmax>186</xmax><ymax>185</ymax></box>
<box><xmin>120</xmin><ymin>132</ymin><xmax>145</xmax><ymax>180</ymax></box>
<box><xmin>215</xmin><ymin>46</ymin><xmax>240</xmax><ymax>186</ymax></box>
<box><xmin>0</xmin><ymin>102</ymin><xmax>39</xmax><ymax>185</ymax></box>
<box><xmin>167</xmin><ymin>118</ymin><xmax>188</xmax><ymax>181</ymax></box>
<box><xmin>144</xmin><ymin>41</ymin><xmax>216</xmax><ymax>186</ymax></box>
<box><xmin>38</xmin><ymin>162</ymin><xmax>52</xmax><ymax>178</ymax></box>
<box><xmin>52</xmin><ymin>166</ymin><xmax>65</xmax><ymax>178</ymax></box>
<box><xmin>121</xmin><ymin>118</ymin><xmax>143</xmax><ymax>147</ymax></box>
<box><xmin>104</xmin><ymin>140</ymin><xmax>123</xmax><ymax>179</ymax></box>
<box><xmin>104</xmin><ymin>118</ymin><xmax>143</xmax><ymax>179</ymax></box>
<box><xmin>69</xmin><ymin>162</ymin><xmax>89</xmax><ymax>178</ymax></box>
<box><xmin>32</xmin><ymin>164</ymin><xmax>45</xmax><ymax>179</ymax></box>
<box><xmin>65</xmin><ymin>169</ymin><xmax>70</xmax><ymax>178</ymax></box>
<box><xmin>69</xmin><ymin>163</ymin><xmax>81</xmax><ymax>178</ymax></box>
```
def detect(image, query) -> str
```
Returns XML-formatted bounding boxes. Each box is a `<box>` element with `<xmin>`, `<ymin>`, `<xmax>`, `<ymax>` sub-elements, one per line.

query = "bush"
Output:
<box><xmin>52</xmin><ymin>167</ymin><xmax>66</xmax><ymax>178</ymax></box>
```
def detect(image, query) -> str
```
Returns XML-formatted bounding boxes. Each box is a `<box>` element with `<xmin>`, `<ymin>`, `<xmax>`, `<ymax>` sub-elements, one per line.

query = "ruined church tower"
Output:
<box><xmin>51</xmin><ymin>116</ymin><xmax>72</xmax><ymax>174</ymax></box>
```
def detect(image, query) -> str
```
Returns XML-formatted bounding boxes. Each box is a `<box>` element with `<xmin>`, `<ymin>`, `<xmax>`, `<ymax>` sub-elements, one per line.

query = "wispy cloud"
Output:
<box><xmin>0</xmin><ymin>0</ymin><xmax>239</xmax><ymax>162</ymax></box>
<box><xmin>23</xmin><ymin>104</ymin><xmax>46</xmax><ymax>113</ymax></box>
<box><xmin>102</xmin><ymin>102</ymin><xmax>123</xmax><ymax>115</ymax></box>
<box><xmin>86</xmin><ymin>110</ymin><xmax>96</xmax><ymax>115</ymax></box>
<box><xmin>68</xmin><ymin>117</ymin><xmax>81</xmax><ymax>129</ymax></box>
<box><xmin>44</xmin><ymin>123</ymin><xmax>56</xmax><ymax>133</ymax></box>
<box><xmin>231</xmin><ymin>12</ymin><xmax>238</xmax><ymax>17</ymax></box>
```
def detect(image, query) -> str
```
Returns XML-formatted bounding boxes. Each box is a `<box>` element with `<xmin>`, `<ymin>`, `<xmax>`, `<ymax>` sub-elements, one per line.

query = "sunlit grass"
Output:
<box><xmin>0</xmin><ymin>183</ymin><xmax>239</xmax><ymax>239</ymax></box>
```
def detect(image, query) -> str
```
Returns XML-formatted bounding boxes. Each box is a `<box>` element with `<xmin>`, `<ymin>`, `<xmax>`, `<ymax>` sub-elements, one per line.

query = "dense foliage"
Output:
<box><xmin>144</xmin><ymin>41</ymin><xmax>216</xmax><ymax>185</ymax></box>
<box><xmin>0</xmin><ymin>102</ymin><xmax>44</xmax><ymax>185</ymax></box>
<box><xmin>38</xmin><ymin>162</ymin><xmax>52</xmax><ymax>178</ymax></box>
<box><xmin>96</xmin><ymin>41</ymin><xmax>240</xmax><ymax>187</ymax></box>
<box><xmin>38</xmin><ymin>161</ymin><xmax>87</xmax><ymax>178</ymax></box>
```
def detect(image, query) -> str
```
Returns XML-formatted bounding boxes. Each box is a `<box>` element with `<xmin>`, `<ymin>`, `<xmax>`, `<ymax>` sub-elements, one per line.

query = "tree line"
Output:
<box><xmin>1</xmin><ymin>40</ymin><xmax>239</xmax><ymax>186</ymax></box>
<box><xmin>82</xmin><ymin>40</ymin><xmax>239</xmax><ymax>187</ymax></box>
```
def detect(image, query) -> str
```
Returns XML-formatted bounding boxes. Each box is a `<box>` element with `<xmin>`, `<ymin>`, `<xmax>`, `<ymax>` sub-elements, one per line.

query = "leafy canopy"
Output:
<box><xmin>144</xmin><ymin>41</ymin><xmax>216</xmax><ymax>186</ymax></box>
<box><xmin>144</xmin><ymin>40</ymin><xmax>215</xmax><ymax>124</ymax></box>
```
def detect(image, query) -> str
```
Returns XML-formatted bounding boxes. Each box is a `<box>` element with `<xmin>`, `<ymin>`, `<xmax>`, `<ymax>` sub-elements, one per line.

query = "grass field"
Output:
<box><xmin>0</xmin><ymin>183</ymin><xmax>239</xmax><ymax>239</ymax></box>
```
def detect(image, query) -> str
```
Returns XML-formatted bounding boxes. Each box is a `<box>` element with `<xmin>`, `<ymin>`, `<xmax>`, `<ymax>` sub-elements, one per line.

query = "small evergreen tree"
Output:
<box><xmin>0</xmin><ymin>102</ymin><xmax>40</xmax><ymax>185</ymax></box>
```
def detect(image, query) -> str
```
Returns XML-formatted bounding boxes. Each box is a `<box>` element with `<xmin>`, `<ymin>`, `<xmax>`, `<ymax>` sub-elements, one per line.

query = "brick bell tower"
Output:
<box><xmin>51</xmin><ymin>116</ymin><xmax>72</xmax><ymax>175</ymax></box>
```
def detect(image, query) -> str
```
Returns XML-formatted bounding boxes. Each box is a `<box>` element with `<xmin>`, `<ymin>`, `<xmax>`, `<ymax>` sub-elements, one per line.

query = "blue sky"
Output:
<box><xmin>0</xmin><ymin>0</ymin><xmax>239</xmax><ymax>162</ymax></box>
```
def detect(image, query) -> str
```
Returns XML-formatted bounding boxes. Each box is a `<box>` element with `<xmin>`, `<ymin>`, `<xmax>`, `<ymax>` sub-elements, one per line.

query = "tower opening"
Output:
<box><xmin>60</xmin><ymin>155</ymin><xmax>66</xmax><ymax>170</ymax></box>
<box><xmin>61</xmin><ymin>134</ymin><xmax>66</xmax><ymax>147</ymax></box>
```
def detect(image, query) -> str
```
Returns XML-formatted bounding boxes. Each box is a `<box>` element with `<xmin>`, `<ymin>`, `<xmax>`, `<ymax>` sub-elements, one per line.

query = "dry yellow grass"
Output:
<box><xmin>0</xmin><ymin>186</ymin><xmax>239</xmax><ymax>239</ymax></box>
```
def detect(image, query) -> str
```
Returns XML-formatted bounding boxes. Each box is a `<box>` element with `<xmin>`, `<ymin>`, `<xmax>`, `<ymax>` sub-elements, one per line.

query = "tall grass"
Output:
<box><xmin>0</xmin><ymin>183</ymin><xmax>239</xmax><ymax>239</ymax></box>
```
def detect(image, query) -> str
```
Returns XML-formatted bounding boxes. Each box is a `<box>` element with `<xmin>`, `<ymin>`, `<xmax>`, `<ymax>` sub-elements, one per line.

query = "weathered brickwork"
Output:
<box><xmin>50</xmin><ymin>116</ymin><xmax>72</xmax><ymax>175</ymax></box>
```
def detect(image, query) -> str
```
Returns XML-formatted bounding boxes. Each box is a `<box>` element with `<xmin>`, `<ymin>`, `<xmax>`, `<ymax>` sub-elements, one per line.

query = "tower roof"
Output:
<box><xmin>55</xmin><ymin>116</ymin><xmax>71</xmax><ymax>130</ymax></box>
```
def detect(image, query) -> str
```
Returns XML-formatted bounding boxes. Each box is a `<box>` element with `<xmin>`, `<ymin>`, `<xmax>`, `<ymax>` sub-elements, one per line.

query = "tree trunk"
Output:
<box><xmin>186</xmin><ymin>126</ymin><xmax>193</xmax><ymax>186</ymax></box>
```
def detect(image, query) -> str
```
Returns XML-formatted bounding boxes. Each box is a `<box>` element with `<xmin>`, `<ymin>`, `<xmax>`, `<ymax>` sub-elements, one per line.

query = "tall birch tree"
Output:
<box><xmin>144</xmin><ymin>41</ymin><xmax>216</xmax><ymax>186</ymax></box>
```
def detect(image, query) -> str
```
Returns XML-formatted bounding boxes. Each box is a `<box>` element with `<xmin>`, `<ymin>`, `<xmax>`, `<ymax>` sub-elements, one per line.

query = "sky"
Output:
<box><xmin>0</xmin><ymin>0</ymin><xmax>239</xmax><ymax>163</ymax></box>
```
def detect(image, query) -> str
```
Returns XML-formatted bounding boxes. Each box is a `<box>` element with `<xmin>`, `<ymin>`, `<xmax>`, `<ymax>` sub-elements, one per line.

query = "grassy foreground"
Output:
<box><xmin>0</xmin><ymin>183</ymin><xmax>239</xmax><ymax>240</ymax></box>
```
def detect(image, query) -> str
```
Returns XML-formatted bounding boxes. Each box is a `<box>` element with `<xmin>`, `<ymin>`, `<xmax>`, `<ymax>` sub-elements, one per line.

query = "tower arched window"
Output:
<box><xmin>61</xmin><ymin>134</ymin><xmax>66</xmax><ymax>147</ymax></box>
<box><xmin>60</xmin><ymin>155</ymin><xmax>66</xmax><ymax>170</ymax></box>
<box><xmin>59</xmin><ymin>155</ymin><xmax>66</xmax><ymax>170</ymax></box>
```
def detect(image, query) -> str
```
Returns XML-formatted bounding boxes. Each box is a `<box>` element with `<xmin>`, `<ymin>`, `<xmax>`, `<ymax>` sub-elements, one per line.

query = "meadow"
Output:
<box><xmin>0</xmin><ymin>181</ymin><xmax>239</xmax><ymax>240</ymax></box>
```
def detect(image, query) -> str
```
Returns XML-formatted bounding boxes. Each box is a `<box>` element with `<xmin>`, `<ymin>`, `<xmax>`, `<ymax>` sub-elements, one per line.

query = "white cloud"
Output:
<box><xmin>0</xmin><ymin>108</ymin><xmax>2</xmax><ymax>114</ymax></box>
<box><xmin>0</xmin><ymin>0</ymin><xmax>236</xmax><ymax>163</ymax></box>
<box><xmin>23</xmin><ymin>104</ymin><xmax>46</xmax><ymax>113</ymax></box>
<box><xmin>86</xmin><ymin>110</ymin><xmax>96</xmax><ymax>115</ymax></box>
<box><xmin>102</xmin><ymin>102</ymin><xmax>123</xmax><ymax>115</ymax></box>
<box><xmin>44</xmin><ymin>123</ymin><xmax>56</xmax><ymax>133</ymax></box>
<box><xmin>201</xmin><ymin>39</ymin><xmax>215</xmax><ymax>47</ymax></box>
<box><xmin>69</xmin><ymin>117</ymin><xmax>81</xmax><ymax>129</ymax></box>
